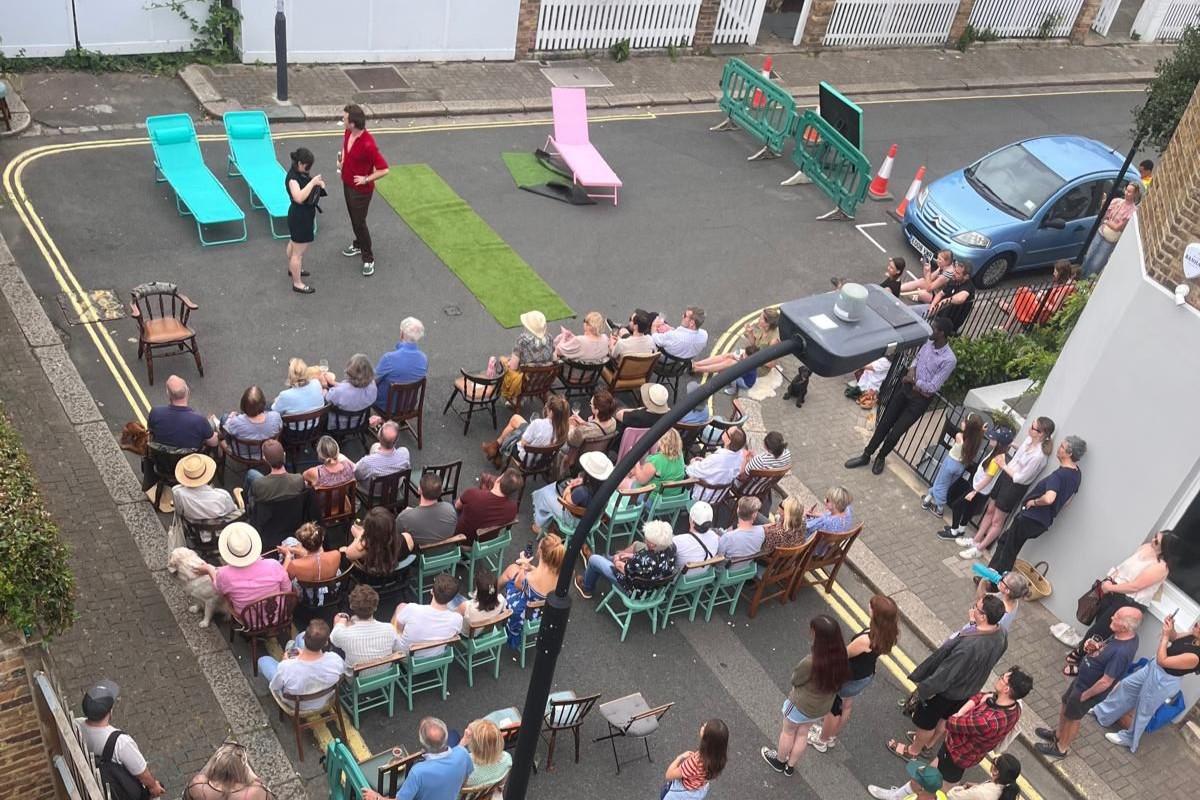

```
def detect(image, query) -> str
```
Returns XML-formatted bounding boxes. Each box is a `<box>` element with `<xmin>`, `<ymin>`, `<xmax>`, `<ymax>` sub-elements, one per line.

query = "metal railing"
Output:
<box><xmin>32</xmin><ymin>671</ymin><xmax>109</xmax><ymax>800</ymax></box>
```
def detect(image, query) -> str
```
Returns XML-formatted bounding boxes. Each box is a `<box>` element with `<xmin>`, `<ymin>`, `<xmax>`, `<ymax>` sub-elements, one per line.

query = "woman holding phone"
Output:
<box><xmin>284</xmin><ymin>147</ymin><xmax>324</xmax><ymax>294</ymax></box>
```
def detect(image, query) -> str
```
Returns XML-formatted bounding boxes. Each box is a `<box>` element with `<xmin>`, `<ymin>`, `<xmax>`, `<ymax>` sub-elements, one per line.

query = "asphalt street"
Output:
<box><xmin>0</xmin><ymin>87</ymin><xmax>1144</xmax><ymax>799</ymax></box>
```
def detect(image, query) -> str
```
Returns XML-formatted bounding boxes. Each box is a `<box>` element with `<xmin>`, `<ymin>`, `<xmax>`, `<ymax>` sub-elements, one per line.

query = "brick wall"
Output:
<box><xmin>948</xmin><ymin>0</ymin><xmax>976</xmax><ymax>43</ymax></box>
<box><xmin>800</xmin><ymin>0</ymin><xmax>837</xmax><ymax>46</ymax></box>
<box><xmin>0</xmin><ymin>634</ymin><xmax>55</xmax><ymax>800</ymax></box>
<box><xmin>516</xmin><ymin>0</ymin><xmax>542</xmax><ymax>57</ymax></box>
<box><xmin>694</xmin><ymin>0</ymin><xmax>721</xmax><ymax>49</ymax></box>
<box><xmin>1070</xmin><ymin>0</ymin><xmax>1102</xmax><ymax>44</ymax></box>
<box><xmin>1139</xmin><ymin>83</ymin><xmax>1200</xmax><ymax>311</ymax></box>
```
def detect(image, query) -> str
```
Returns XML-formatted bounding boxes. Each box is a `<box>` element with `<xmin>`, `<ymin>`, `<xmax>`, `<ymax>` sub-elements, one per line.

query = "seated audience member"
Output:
<box><xmin>845</xmin><ymin>356</ymin><xmax>892</xmax><ymax>401</ymax></box>
<box><xmin>376</xmin><ymin>316</ymin><xmax>429</xmax><ymax>400</ymax></box>
<box><xmin>615</xmin><ymin>383</ymin><xmax>671</xmax><ymax>430</ymax></box>
<box><xmin>326</xmin><ymin>353</ymin><xmax>378</xmax><ymax>428</ymax></box>
<box><xmin>500</xmin><ymin>533</ymin><xmax>565</xmax><ymax>648</ymax></box>
<box><xmin>280</xmin><ymin>522</ymin><xmax>346</xmax><ymax>582</ymax></box>
<box><xmin>257</xmin><ymin>619</ymin><xmax>345</xmax><ymax>711</ymax></box>
<box><xmin>500</xmin><ymin>310</ymin><xmax>555</xmax><ymax>405</ymax></box>
<box><xmin>244</xmin><ymin>439</ymin><xmax>307</xmax><ymax>511</ymax></box>
<box><xmin>806</xmin><ymin>487</ymin><xmax>855</xmax><ymax>538</ymax></box>
<box><xmin>686</xmin><ymin>427</ymin><xmax>746</xmax><ymax>491</ymax></box>
<box><xmin>393</xmin><ymin>573</ymin><xmax>464</xmax><ymax>655</ymax></box>
<box><xmin>575</xmin><ymin>521</ymin><xmax>676</xmax><ymax>599</ymax></box>
<box><xmin>739</xmin><ymin>430</ymin><xmax>792</xmax><ymax>480</ymax></box>
<box><xmin>170</xmin><ymin>453</ymin><xmax>239</xmax><ymax>549</ymax></box>
<box><xmin>740</xmin><ymin>306</ymin><xmax>783</xmax><ymax>363</ymax></box>
<box><xmin>999</xmin><ymin>260</ymin><xmax>1077</xmax><ymax>332</ymax></box>
<box><xmin>554</xmin><ymin>311</ymin><xmax>612</xmax><ymax>363</ymax></box>
<box><xmin>625</xmin><ymin>427</ymin><xmax>687</xmax><ymax>494</ymax></box>
<box><xmin>483</xmin><ymin>394</ymin><xmax>570</xmax><ymax>468</ymax></box>
<box><xmin>302</xmin><ymin>436</ymin><xmax>356</xmax><ymax>487</ymax></box>
<box><xmin>763</xmin><ymin>496</ymin><xmax>807</xmax><ymax>551</ymax></box>
<box><xmin>926</xmin><ymin>259</ymin><xmax>976</xmax><ymax>334</ymax></box>
<box><xmin>362</xmin><ymin>718</ymin><xmax>473</xmax><ymax>800</ymax></box>
<box><xmin>204</xmin><ymin>523</ymin><xmax>291</xmax><ymax>615</ymax></box>
<box><xmin>532</xmin><ymin>452</ymin><xmax>613</xmax><ymax>534</ymax></box>
<box><xmin>465</xmin><ymin>718</ymin><xmax>512</xmax><ymax>789</ymax></box>
<box><xmin>148</xmin><ymin>375</ymin><xmax>218</xmax><ymax>450</ymax></box>
<box><xmin>344</xmin><ymin>507</ymin><xmax>415</xmax><ymax>576</ymax></box>
<box><xmin>78</xmin><ymin>681</ymin><xmax>166</xmax><ymax>799</ymax></box>
<box><xmin>354</xmin><ymin>421</ymin><xmax>411</xmax><ymax>483</ymax></box>
<box><xmin>832</xmin><ymin>256</ymin><xmax>905</xmax><ymax>299</ymax></box>
<box><xmin>673</xmin><ymin>502</ymin><xmax>721</xmax><ymax>572</ymax></box>
<box><xmin>397</xmin><ymin>472</ymin><xmax>459</xmax><ymax>546</ymax></box>
<box><xmin>271</xmin><ymin>358</ymin><xmax>327</xmax><ymax>416</ymax></box>
<box><xmin>652</xmin><ymin>306</ymin><xmax>709</xmax><ymax>360</ymax></box>
<box><xmin>220</xmin><ymin>385</ymin><xmax>282</xmax><ymax>444</ymax></box>
<box><xmin>457</xmin><ymin>569</ymin><xmax>509</xmax><ymax>635</ymax></box>
<box><xmin>331</xmin><ymin>585</ymin><xmax>403</xmax><ymax>675</ymax></box>
<box><xmin>455</xmin><ymin>469</ymin><xmax>522</xmax><ymax>542</ymax></box>
<box><xmin>717</xmin><ymin>497</ymin><xmax>766</xmax><ymax>559</ymax></box>
<box><xmin>566</xmin><ymin>389</ymin><xmax>618</xmax><ymax>447</ymax></box>
<box><xmin>184</xmin><ymin>741</ymin><xmax>269</xmax><ymax>800</ymax></box>
<box><xmin>690</xmin><ymin>344</ymin><xmax>760</xmax><ymax>396</ymax></box>
<box><xmin>900</xmin><ymin>249</ymin><xmax>955</xmax><ymax>302</ymax></box>
<box><xmin>678</xmin><ymin>381</ymin><xmax>712</xmax><ymax>426</ymax></box>
<box><xmin>609</xmin><ymin>309</ymin><xmax>658</xmax><ymax>361</ymax></box>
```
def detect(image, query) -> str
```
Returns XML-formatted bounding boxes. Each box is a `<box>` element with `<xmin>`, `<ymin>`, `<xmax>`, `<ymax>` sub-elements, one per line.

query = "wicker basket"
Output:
<box><xmin>1014</xmin><ymin>559</ymin><xmax>1052</xmax><ymax>600</ymax></box>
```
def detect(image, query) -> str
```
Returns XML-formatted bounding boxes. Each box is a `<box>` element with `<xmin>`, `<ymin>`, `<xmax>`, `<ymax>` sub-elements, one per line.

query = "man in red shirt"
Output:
<box><xmin>337</xmin><ymin>103</ymin><xmax>390</xmax><ymax>277</ymax></box>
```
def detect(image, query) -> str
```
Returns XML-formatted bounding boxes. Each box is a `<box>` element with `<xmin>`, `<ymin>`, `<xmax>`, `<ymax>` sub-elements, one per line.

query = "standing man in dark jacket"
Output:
<box><xmin>889</xmin><ymin>595</ymin><xmax>1008</xmax><ymax>759</ymax></box>
<box><xmin>337</xmin><ymin>103</ymin><xmax>390</xmax><ymax>277</ymax></box>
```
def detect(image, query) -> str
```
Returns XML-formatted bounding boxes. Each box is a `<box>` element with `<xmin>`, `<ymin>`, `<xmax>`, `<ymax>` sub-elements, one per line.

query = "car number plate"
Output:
<box><xmin>907</xmin><ymin>231</ymin><xmax>934</xmax><ymax>260</ymax></box>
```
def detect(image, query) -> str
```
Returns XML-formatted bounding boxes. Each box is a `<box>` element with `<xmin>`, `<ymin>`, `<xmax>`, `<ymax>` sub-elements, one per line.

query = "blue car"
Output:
<box><xmin>903</xmin><ymin>135</ymin><xmax>1138</xmax><ymax>288</ymax></box>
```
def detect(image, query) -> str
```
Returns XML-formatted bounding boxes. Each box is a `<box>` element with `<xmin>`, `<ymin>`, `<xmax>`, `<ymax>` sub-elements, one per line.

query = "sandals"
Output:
<box><xmin>292</xmin><ymin>284</ymin><xmax>315</xmax><ymax>294</ymax></box>
<box><xmin>1063</xmin><ymin>663</ymin><xmax>1079</xmax><ymax>677</ymax></box>
<box><xmin>886</xmin><ymin>738</ymin><xmax>918</xmax><ymax>760</ymax></box>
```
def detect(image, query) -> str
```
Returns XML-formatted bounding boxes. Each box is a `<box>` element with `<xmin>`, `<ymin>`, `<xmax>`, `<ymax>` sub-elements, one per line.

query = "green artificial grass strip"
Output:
<box><xmin>376</xmin><ymin>165</ymin><xmax>574</xmax><ymax>328</ymax></box>
<box><xmin>501</xmin><ymin>151</ymin><xmax>565</xmax><ymax>188</ymax></box>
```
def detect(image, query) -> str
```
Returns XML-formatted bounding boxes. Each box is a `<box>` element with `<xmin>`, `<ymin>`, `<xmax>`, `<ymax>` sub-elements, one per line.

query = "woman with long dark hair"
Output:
<box><xmin>810</xmin><ymin>595</ymin><xmax>900</xmax><ymax>752</ymax></box>
<box><xmin>343</xmin><ymin>506</ymin><xmax>414</xmax><ymax>576</ymax></box>
<box><xmin>762</xmin><ymin>615</ymin><xmax>849</xmax><ymax>775</ymax></box>
<box><xmin>284</xmin><ymin>147</ymin><xmax>325</xmax><ymax>294</ymax></box>
<box><xmin>662</xmin><ymin>718</ymin><xmax>728</xmax><ymax>799</ymax></box>
<box><xmin>947</xmin><ymin>752</ymin><xmax>1021</xmax><ymax>800</ymax></box>
<box><xmin>925</xmin><ymin>412</ymin><xmax>985</xmax><ymax>516</ymax></box>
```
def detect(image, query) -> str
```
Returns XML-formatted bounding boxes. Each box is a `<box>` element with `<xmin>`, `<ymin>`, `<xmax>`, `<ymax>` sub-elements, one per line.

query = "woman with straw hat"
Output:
<box><xmin>499</xmin><ymin>310</ymin><xmax>554</xmax><ymax>405</ymax></box>
<box><xmin>170</xmin><ymin>453</ymin><xmax>237</xmax><ymax>550</ymax></box>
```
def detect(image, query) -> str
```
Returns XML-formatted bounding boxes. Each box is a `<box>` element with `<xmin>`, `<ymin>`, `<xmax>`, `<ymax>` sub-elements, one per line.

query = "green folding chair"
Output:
<box><xmin>596</xmin><ymin>573</ymin><xmax>677</xmax><ymax>641</ymax></box>
<box><xmin>145</xmin><ymin>113</ymin><xmax>246</xmax><ymax>246</ymax></box>
<box><xmin>596</xmin><ymin>484</ymin><xmax>654</xmax><ymax>554</ymax></box>
<box><xmin>324</xmin><ymin>739</ymin><xmax>369</xmax><ymax>800</ymax></box>
<box><xmin>223</xmin><ymin>109</ymin><xmax>292</xmax><ymax>239</ymax></box>
<box><xmin>415</xmin><ymin>535</ymin><xmax>466</xmax><ymax>601</ymax></box>
<box><xmin>517</xmin><ymin>599</ymin><xmax>545</xmax><ymax>668</ymax></box>
<box><xmin>705</xmin><ymin>551</ymin><xmax>766</xmax><ymax>621</ymax></box>
<box><xmin>463</xmin><ymin>522</ymin><xmax>514</xmax><ymax>588</ymax></box>
<box><xmin>659</xmin><ymin>557</ymin><xmax>724</xmax><ymax>627</ymax></box>
<box><xmin>397</xmin><ymin>638</ymin><xmax>458</xmax><ymax>711</ymax></box>
<box><xmin>338</xmin><ymin>652</ymin><xmax>404</xmax><ymax>727</ymax></box>
<box><xmin>647</xmin><ymin>479</ymin><xmax>697</xmax><ymax>529</ymax></box>
<box><xmin>453</xmin><ymin>608</ymin><xmax>513</xmax><ymax>687</ymax></box>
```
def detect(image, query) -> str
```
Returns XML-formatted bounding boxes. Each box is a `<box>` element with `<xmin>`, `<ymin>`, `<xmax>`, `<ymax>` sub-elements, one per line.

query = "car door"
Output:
<box><xmin>1020</xmin><ymin>177</ymin><xmax>1113</xmax><ymax>268</ymax></box>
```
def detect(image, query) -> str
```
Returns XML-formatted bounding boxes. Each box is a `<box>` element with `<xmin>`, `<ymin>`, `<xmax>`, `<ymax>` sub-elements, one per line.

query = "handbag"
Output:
<box><xmin>1013</xmin><ymin>559</ymin><xmax>1052</xmax><ymax>600</ymax></box>
<box><xmin>1075</xmin><ymin>579</ymin><xmax>1105</xmax><ymax>625</ymax></box>
<box><xmin>901</xmin><ymin>689</ymin><xmax>921</xmax><ymax>719</ymax></box>
<box><xmin>1099</xmin><ymin>223</ymin><xmax>1121</xmax><ymax>243</ymax></box>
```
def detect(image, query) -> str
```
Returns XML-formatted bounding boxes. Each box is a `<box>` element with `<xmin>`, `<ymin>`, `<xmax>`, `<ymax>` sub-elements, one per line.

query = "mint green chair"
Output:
<box><xmin>223</xmin><ymin>110</ymin><xmax>292</xmax><ymax>239</ymax></box>
<box><xmin>647</xmin><ymin>478</ymin><xmax>696</xmax><ymax>529</ymax></box>
<box><xmin>596</xmin><ymin>573</ymin><xmax>676</xmax><ymax>641</ymax></box>
<box><xmin>453</xmin><ymin>608</ymin><xmax>513</xmax><ymax>687</ymax></box>
<box><xmin>338</xmin><ymin>652</ymin><xmax>404</xmax><ymax>727</ymax></box>
<box><xmin>397</xmin><ymin>638</ymin><xmax>458</xmax><ymax>711</ymax></box>
<box><xmin>463</xmin><ymin>522</ymin><xmax>514</xmax><ymax>588</ymax></box>
<box><xmin>659</xmin><ymin>557</ymin><xmax>724</xmax><ymax>628</ymax></box>
<box><xmin>596</xmin><ymin>484</ymin><xmax>654</xmax><ymax>555</ymax></box>
<box><xmin>553</xmin><ymin>498</ymin><xmax>587</xmax><ymax>542</ymax></box>
<box><xmin>324</xmin><ymin>740</ymin><xmax>370</xmax><ymax>800</ymax></box>
<box><xmin>416</xmin><ymin>535</ymin><xmax>466</xmax><ymax>601</ymax></box>
<box><xmin>145</xmin><ymin>113</ymin><xmax>246</xmax><ymax>246</ymax></box>
<box><xmin>704</xmin><ymin>552</ymin><xmax>764</xmax><ymax>621</ymax></box>
<box><xmin>517</xmin><ymin>599</ymin><xmax>545</xmax><ymax>668</ymax></box>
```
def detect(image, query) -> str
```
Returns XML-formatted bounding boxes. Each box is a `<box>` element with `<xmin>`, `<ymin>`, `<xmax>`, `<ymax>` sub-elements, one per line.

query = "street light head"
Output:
<box><xmin>778</xmin><ymin>284</ymin><xmax>931</xmax><ymax>376</ymax></box>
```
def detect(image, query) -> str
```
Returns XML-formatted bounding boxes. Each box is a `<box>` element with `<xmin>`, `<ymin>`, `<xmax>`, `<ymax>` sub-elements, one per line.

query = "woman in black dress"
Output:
<box><xmin>285</xmin><ymin>148</ymin><xmax>325</xmax><ymax>294</ymax></box>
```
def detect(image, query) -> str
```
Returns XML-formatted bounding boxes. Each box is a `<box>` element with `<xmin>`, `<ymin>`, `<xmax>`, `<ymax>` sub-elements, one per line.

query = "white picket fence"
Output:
<box><xmin>1091</xmin><ymin>0</ymin><xmax>1123</xmax><ymax>35</ymax></box>
<box><xmin>714</xmin><ymin>0</ymin><xmax>768</xmax><ymax>44</ymax></box>
<box><xmin>1157</xmin><ymin>0</ymin><xmax>1200</xmax><ymax>39</ymax></box>
<box><xmin>968</xmin><ymin>0</ymin><xmax>1084</xmax><ymax>38</ymax></box>
<box><xmin>536</xmin><ymin>0</ymin><xmax>704</xmax><ymax>50</ymax></box>
<box><xmin>823</xmin><ymin>0</ymin><xmax>959</xmax><ymax>47</ymax></box>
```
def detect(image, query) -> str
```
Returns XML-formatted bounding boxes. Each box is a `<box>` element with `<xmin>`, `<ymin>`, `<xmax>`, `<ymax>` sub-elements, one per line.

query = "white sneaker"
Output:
<box><xmin>806</xmin><ymin>726</ymin><xmax>830</xmax><ymax>752</ymax></box>
<box><xmin>868</xmin><ymin>786</ymin><xmax>904</xmax><ymax>800</ymax></box>
<box><xmin>1105</xmin><ymin>732</ymin><xmax>1131</xmax><ymax>748</ymax></box>
<box><xmin>955</xmin><ymin>536</ymin><xmax>973</xmax><ymax>547</ymax></box>
<box><xmin>958</xmin><ymin>546</ymin><xmax>981</xmax><ymax>560</ymax></box>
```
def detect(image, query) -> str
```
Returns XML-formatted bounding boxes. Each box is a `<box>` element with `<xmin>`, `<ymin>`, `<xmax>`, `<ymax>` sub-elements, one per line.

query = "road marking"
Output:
<box><xmin>855</xmin><ymin>222</ymin><xmax>888</xmax><ymax>253</ymax></box>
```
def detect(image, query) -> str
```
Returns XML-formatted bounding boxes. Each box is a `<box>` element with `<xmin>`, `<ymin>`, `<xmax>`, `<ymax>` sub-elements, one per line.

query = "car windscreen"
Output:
<box><xmin>964</xmin><ymin>144</ymin><xmax>1065</xmax><ymax>220</ymax></box>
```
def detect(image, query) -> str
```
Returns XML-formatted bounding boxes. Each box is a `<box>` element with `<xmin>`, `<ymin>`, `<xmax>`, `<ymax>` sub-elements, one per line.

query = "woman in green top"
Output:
<box><xmin>624</xmin><ymin>428</ymin><xmax>686</xmax><ymax>492</ymax></box>
<box><xmin>464</xmin><ymin>718</ymin><xmax>512</xmax><ymax>789</ymax></box>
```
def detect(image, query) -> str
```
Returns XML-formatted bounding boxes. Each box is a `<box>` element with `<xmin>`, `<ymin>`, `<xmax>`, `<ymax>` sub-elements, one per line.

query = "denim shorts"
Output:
<box><xmin>837</xmin><ymin>675</ymin><xmax>875</xmax><ymax>699</ymax></box>
<box><xmin>781</xmin><ymin>699</ymin><xmax>823</xmax><ymax>725</ymax></box>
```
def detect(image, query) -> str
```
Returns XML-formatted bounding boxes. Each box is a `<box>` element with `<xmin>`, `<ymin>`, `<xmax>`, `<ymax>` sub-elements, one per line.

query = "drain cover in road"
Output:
<box><xmin>540</xmin><ymin>66</ymin><xmax>613</xmax><ymax>88</ymax></box>
<box><xmin>57</xmin><ymin>290</ymin><xmax>125</xmax><ymax>325</ymax></box>
<box><xmin>344</xmin><ymin>66</ymin><xmax>409</xmax><ymax>91</ymax></box>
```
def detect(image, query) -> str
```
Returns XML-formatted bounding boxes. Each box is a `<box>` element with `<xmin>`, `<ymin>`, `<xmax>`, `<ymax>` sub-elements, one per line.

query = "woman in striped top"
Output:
<box><xmin>662</xmin><ymin>719</ymin><xmax>728</xmax><ymax>799</ymax></box>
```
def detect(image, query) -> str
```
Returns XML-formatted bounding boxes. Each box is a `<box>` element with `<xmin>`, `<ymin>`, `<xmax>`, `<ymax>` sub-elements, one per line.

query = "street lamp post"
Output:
<box><xmin>1078</xmin><ymin>133</ymin><xmax>1144</xmax><ymax>265</ymax></box>
<box><xmin>274</xmin><ymin>1</ymin><xmax>288</xmax><ymax>103</ymax></box>
<box><xmin>502</xmin><ymin>337</ymin><xmax>804</xmax><ymax>800</ymax></box>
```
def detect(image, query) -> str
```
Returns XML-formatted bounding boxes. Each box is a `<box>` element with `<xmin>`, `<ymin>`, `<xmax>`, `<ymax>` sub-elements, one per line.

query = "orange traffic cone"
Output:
<box><xmin>890</xmin><ymin>166</ymin><xmax>925</xmax><ymax>221</ymax></box>
<box><xmin>869</xmin><ymin>144</ymin><xmax>898</xmax><ymax>201</ymax></box>
<box><xmin>751</xmin><ymin>55</ymin><xmax>773</xmax><ymax>109</ymax></box>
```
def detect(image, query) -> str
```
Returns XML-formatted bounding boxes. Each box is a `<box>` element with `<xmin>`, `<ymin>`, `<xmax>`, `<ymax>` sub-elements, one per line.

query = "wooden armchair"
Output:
<box><xmin>507</xmin><ymin>440</ymin><xmax>562</xmax><ymax>506</ymax></box>
<box><xmin>375</xmin><ymin>379</ymin><xmax>426</xmax><ymax>450</ymax></box>
<box><xmin>406</xmin><ymin>460</ymin><xmax>463</xmax><ymax>507</ymax></box>
<box><xmin>792</xmin><ymin>524</ymin><xmax>863</xmax><ymax>596</ymax></box>
<box><xmin>129</xmin><ymin>281</ymin><xmax>202</xmax><ymax>384</ymax></box>
<box><xmin>602</xmin><ymin>352</ymin><xmax>659</xmax><ymax>400</ymax></box>
<box><xmin>220</xmin><ymin>429</ymin><xmax>272</xmax><ymax>473</ymax></box>
<box><xmin>748</xmin><ymin>541</ymin><xmax>814</xmax><ymax>618</ymax></box>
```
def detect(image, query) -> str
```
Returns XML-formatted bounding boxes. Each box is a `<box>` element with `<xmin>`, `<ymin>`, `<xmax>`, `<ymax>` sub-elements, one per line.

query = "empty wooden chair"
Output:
<box><xmin>594</xmin><ymin>694</ymin><xmax>673</xmax><ymax>773</ymax></box>
<box><xmin>358</xmin><ymin>468</ymin><xmax>410</xmax><ymax>514</ymax></box>
<box><xmin>541</xmin><ymin>690</ymin><xmax>602</xmax><ymax>771</ymax></box>
<box><xmin>375</xmin><ymin>378</ymin><xmax>426</xmax><ymax>450</ymax></box>
<box><xmin>792</xmin><ymin>524</ymin><xmax>863</xmax><ymax>596</ymax></box>
<box><xmin>557</xmin><ymin>358</ymin><xmax>606</xmax><ymax>402</ymax></box>
<box><xmin>279</xmin><ymin>405</ymin><xmax>328</xmax><ymax>471</ymax></box>
<box><xmin>406</xmin><ymin>460</ymin><xmax>463</xmax><ymax>506</ymax></box>
<box><xmin>748</xmin><ymin>541</ymin><xmax>813</xmax><ymax>618</ymax></box>
<box><xmin>443</xmin><ymin>368</ymin><xmax>505</xmax><ymax>436</ymax></box>
<box><xmin>651</xmin><ymin>352</ymin><xmax>691</xmax><ymax>401</ymax></box>
<box><xmin>129</xmin><ymin>281</ymin><xmax>202</xmax><ymax>385</ymax></box>
<box><xmin>601</xmin><ymin>352</ymin><xmax>659</xmax><ymax>401</ymax></box>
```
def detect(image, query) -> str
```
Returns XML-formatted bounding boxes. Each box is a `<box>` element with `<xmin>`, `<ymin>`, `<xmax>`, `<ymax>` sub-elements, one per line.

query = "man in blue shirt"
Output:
<box><xmin>376</xmin><ymin>317</ymin><xmax>429</xmax><ymax>404</ymax></box>
<box><xmin>364</xmin><ymin>717</ymin><xmax>473</xmax><ymax>800</ymax></box>
<box><xmin>147</xmin><ymin>375</ymin><xmax>217</xmax><ymax>450</ymax></box>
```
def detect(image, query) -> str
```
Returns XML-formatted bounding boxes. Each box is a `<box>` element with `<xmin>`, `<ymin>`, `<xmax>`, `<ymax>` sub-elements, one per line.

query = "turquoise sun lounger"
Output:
<box><xmin>146</xmin><ymin>114</ymin><xmax>246</xmax><ymax>246</ymax></box>
<box><xmin>224</xmin><ymin>110</ymin><xmax>293</xmax><ymax>240</ymax></box>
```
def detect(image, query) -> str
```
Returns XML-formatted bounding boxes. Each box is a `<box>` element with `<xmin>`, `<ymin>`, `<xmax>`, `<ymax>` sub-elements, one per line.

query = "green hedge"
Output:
<box><xmin>0</xmin><ymin>404</ymin><xmax>75</xmax><ymax>637</ymax></box>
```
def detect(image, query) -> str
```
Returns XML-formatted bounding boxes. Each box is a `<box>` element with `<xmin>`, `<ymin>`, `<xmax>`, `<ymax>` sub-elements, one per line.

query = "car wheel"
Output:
<box><xmin>976</xmin><ymin>254</ymin><xmax>1013</xmax><ymax>289</ymax></box>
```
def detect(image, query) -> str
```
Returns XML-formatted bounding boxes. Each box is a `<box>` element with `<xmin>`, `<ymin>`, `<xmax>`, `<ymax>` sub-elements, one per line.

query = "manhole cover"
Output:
<box><xmin>443</xmin><ymin>305</ymin><xmax>462</xmax><ymax>317</ymax></box>
<box><xmin>57</xmin><ymin>290</ymin><xmax>125</xmax><ymax>325</ymax></box>
<box><xmin>541</xmin><ymin>66</ymin><xmax>613</xmax><ymax>88</ymax></box>
<box><xmin>344</xmin><ymin>66</ymin><xmax>409</xmax><ymax>91</ymax></box>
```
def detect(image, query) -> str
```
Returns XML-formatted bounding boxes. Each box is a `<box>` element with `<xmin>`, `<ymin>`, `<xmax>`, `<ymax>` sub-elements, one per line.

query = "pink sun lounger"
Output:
<box><xmin>544</xmin><ymin>87</ymin><xmax>622</xmax><ymax>206</ymax></box>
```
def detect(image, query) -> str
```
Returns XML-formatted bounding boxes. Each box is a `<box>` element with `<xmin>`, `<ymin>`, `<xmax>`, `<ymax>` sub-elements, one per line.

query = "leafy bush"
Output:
<box><xmin>954</xmin><ymin>24</ymin><xmax>999</xmax><ymax>52</ymax></box>
<box><xmin>609</xmin><ymin>39</ymin><xmax>631</xmax><ymax>63</ymax></box>
<box><xmin>1135</xmin><ymin>25</ymin><xmax>1200</xmax><ymax>151</ymax></box>
<box><xmin>0</xmin><ymin>405</ymin><xmax>75</xmax><ymax>638</ymax></box>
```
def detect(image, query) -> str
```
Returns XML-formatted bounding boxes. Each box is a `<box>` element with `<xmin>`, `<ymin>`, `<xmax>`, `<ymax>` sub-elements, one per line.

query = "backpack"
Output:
<box><xmin>97</xmin><ymin>730</ymin><xmax>150</xmax><ymax>800</ymax></box>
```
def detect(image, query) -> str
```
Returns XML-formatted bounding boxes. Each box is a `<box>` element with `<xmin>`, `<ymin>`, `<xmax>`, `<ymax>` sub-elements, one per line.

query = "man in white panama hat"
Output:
<box><xmin>200</xmin><ymin>522</ymin><xmax>291</xmax><ymax>615</ymax></box>
<box><xmin>169</xmin><ymin>452</ymin><xmax>237</xmax><ymax>550</ymax></box>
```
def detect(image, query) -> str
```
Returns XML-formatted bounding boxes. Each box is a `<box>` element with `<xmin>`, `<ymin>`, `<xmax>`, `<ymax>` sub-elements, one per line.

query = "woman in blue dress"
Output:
<box><xmin>498</xmin><ymin>533</ymin><xmax>565</xmax><ymax>649</ymax></box>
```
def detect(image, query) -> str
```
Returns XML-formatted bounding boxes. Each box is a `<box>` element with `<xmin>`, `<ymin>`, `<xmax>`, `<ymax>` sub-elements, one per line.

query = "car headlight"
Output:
<box><xmin>917</xmin><ymin>187</ymin><xmax>929</xmax><ymax>208</ymax></box>
<box><xmin>953</xmin><ymin>231</ymin><xmax>991</xmax><ymax>249</ymax></box>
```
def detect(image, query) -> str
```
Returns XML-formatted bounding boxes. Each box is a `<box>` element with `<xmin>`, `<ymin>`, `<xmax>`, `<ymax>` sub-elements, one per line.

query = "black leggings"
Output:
<box><xmin>950</xmin><ymin>490</ymin><xmax>987</xmax><ymax>529</ymax></box>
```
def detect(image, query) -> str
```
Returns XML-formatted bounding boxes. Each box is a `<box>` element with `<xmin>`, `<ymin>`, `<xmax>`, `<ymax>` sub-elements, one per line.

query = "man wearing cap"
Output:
<box><xmin>201</xmin><ymin>522</ymin><xmax>291</xmax><ymax>614</ymax></box>
<box><xmin>169</xmin><ymin>452</ymin><xmax>238</xmax><ymax>550</ymax></box>
<box><xmin>868</xmin><ymin>760</ymin><xmax>948</xmax><ymax>800</ymax></box>
<box><xmin>652</xmin><ymin>306</ymin><xmax>709</xmax><ymax>361</ymax></box>
<box><xmin>672</xmin><ymin>501</ymin><xmax>721</xmax><ymax>573</ymax></box>
<box><xmin>614</xmin><ymin>383</ymin><xmax>671</xmax><ymax>431</ymax></box>
<box><xmin>530</xmin><ymin>451</ymin><xmax>613</xmax><ymax>535</ymax></box>
<box><xmin>78</xmin><ymin>680</ymin><xmax>166</xmax><ymax>798</ymax></box>
<box><xmin>846</xmin><ymin>317</ymin><xmax>956</xmax><ymax>476</ymax></box>
<box><xmin>686</xmin><ymin>427</ymin><xmax>747</xmax><ymax>492</ymax></box>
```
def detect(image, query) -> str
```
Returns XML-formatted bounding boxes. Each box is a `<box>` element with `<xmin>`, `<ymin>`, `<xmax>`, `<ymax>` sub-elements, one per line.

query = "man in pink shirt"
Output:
<box><xmin>204</xmin><ymin>522</ymin><xmax>291</xmax><ymax>613</ymax></box>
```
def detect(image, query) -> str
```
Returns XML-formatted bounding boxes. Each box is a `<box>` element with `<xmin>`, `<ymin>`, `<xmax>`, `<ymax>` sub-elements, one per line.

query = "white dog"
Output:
<box><xmin>167</xmin><ymin>547</ymin><xmax>229</xmax><ymax>627</ymax></box>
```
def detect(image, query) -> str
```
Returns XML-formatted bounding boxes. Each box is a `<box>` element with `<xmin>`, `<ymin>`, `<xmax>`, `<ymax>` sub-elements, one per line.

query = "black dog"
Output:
<box><xmin>782</xmin><ymin>365</ymin><xmax>812</xmax><ymax>408</ymax></box>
